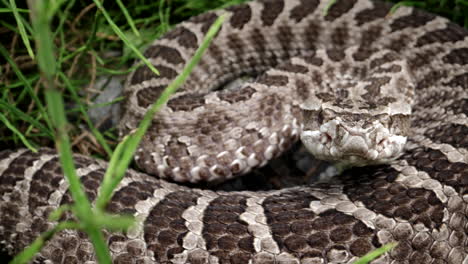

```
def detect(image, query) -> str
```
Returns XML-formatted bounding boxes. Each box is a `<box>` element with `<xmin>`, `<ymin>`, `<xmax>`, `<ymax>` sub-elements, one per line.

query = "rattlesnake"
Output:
<box><xmin>1</xmin><ymin>0</ymin><xmax>467</xmax><ymax>263</ymax></box>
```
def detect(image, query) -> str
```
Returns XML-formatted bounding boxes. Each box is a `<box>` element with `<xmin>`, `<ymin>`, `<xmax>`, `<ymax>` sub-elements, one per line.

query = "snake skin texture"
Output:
<box><xmin>1</xmin><ymin>0</ymin><xmax>468</xmax><ymax>263</ymax></box>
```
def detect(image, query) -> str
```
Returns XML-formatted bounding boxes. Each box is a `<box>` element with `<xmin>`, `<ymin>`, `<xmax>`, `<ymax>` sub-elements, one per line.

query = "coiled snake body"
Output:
<box><xmin>1</xmin><ymin>0</ymin><xmax>467</xmax><ymax>263</ymax></box>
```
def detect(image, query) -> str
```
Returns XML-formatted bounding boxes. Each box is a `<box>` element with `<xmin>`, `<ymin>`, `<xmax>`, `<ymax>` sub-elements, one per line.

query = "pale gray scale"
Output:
<box><xmin>304</xmin><ymin>183</ymin><xmax>444</xmax><ymax>264</ymax></box>
<box><xmin>0</xmin><ymin>150</ymin><xmax>56</xmax><ymax>256</ymax></box>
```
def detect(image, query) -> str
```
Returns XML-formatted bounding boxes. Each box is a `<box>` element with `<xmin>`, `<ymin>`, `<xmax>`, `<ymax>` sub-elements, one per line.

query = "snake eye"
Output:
<box><xmin>302</xmin><ymin>109</ymin><xmax>321</xmax><ymax>130</ymax></box>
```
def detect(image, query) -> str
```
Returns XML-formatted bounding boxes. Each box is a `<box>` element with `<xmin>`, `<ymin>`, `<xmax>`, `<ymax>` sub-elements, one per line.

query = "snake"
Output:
<box><xmin>1</xmin><ymin>0</ymin><xmax>467</xmax><ymax>263</ymax></box>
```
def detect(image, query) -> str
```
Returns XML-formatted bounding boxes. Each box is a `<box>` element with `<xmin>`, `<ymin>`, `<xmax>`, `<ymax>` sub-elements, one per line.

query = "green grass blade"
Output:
<box><xmin>27</xmin><ymin>1</ymin><xmax>111</xmax><ymax>263</ymax></box>
<box><xmin>0</xmin><ymin>44</ymin><xmax>53</xmax><ymax>133</ymax></box>
<box><xmin>0</xmin><ymin>113</ymin><xmax>37</xmax><ymax>152</ymax></box>
<box><xmin>9</xmin><ymin>221</ymin><xmax>80</xmax><ymax>264</ymax></box>
<box><xmin>0</xmin><ymin>99</ymin><xmax>53</xmax><ymax>138</ymax></box>
<box><xmin>116</xmin><ymin>0</ymin><xmax>140</xmax><ymax>37</ymax></box>
<box><xmin>9</xmin><ymin>0</ymin><xmax>34</xmax><ymax>59</ymax></box>
<box><xmin>95</xmin><ymin>14</ymin><xmax>227</xmax><ymax>209</ymax></box>
<box><xmin>58</xmin><ymin>72</ymin><xmax>113</xmax><ymax>157</ymax></box>
<box><xmin>92</xmin><ymin>0</ymin><xmax>159</xmax><ymax>76</ymax></box>
<box><xmin>353</xmin><ymin>243</ymin><xmax>397</xmax><ymax>264</ymax></box>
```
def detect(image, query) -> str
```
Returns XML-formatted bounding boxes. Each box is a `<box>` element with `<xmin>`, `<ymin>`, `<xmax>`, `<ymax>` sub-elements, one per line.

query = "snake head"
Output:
<box><xmin>300</xmin><ymin>108</ymin><xmax>410</xmax><ymax>166</ymax></box>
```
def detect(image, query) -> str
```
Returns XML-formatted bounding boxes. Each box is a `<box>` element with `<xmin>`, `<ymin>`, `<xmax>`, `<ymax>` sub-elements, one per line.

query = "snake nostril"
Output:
<box><xmin>320</xmin><ymin>132</ymin><xmax>332</xmax><ymax>144</ymax></box>
<box><xmin>378</xmin><ymin>138</ymin><xmax>387</xmax><ymax>146</ymax></box>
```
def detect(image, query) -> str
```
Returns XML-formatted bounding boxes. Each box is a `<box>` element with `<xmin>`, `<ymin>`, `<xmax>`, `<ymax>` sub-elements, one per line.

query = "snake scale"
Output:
<box><xmin>1</xmin><ymin>0</ymin><xmax>468</xmax><ymax>263</ymax></box>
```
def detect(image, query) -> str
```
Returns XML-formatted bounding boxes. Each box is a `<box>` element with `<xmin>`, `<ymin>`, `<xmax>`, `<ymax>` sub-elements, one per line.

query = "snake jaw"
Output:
<box><xmin>301</xmin><ymin>119</ymin><xmax>407</xmax><ymax>166</ymax></box>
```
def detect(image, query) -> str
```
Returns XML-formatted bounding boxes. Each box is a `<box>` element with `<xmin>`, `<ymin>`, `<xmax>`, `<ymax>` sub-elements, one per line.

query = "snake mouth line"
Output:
<box><xmin>300</xmin><ymin>127</ymin><xmax>407</xmax><ymax>165</ymax></box>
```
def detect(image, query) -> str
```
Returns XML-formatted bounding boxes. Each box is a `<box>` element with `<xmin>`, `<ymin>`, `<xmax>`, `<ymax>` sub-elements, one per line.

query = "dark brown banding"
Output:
<box><xmin>136</xmin><ymin>85</ymin><xmax>167</xmax><ymax>108</ymax></box>
<box><xmin>424</xmin><ymin>123</ymin><xmax>468</xmax><ymax>149</ymax></box>
<box><xmin>331</xmin><ymin>24</ymin><xmax>349</xmax><ymax>47</ymax></box>
<box><xmin>408</xmin><ymin>48</ymin><xmax>440</xmax><ymax>69</ymax></box>
<box><xmin>59</xmin><ymin>169</ymin><xmax>105</xmax><ymax>212</ymax></box>
<box><xmin>28</xmin><ymin>157</ymin><xmax>62</xmax><ymax>213</ymax></box>
<box><xmin>442</xmin><ymin>47</ymin><xmax>468</xmax><ymax>65</ymax></box>
<box><xmin>144</xmin><ymin>191</ymin><xmax>200</xmax><ymax>262</ymax></box>
<box><xmin>202</xmin><ymin>195</ymin><xmax>255</xmax><ymax>262</ymax></box>
<box><xmin>303</xmin><ymin>20</ymin><xmax>321</xmax><ymax>50</ymax></box>
<box><xmin>167</xmin><ymin>93</ymin><xmax>206</xmax><ymax>111</ymax></box>
<box><xmin>369</xmin><ymin>52</ymin><xmax>399</xmax><ymax>69</ymax></box>
<box><xmin>189</xmin><ymin>12</ymin><xmax>219</xmax><ymax>34</ymax></box>
<box><xmin>355</xmin><ymin>2</ymin><xmax>392</xmax><ymax>25</ymax></box>
<box><xmin>326</xmin><ymin>48</ymin><xmax>346</xmax><ymax>61</ymax></box>
<box><xmin>257</xmin><ymin>74</ymin><xmax>289</xmax><ymax>86</ymax></box>
<box><xmin>277</xmin><ymin>62</ymin><xmax>309</xmax><ymax>74</ymax></box>
<box><xmin>0</xmin><ymin>150</ymin><xmax>41</xmax><ymax>196</ymax></box>
<box><xmin>402</xmin><ymin>147</ymin><xmax>468</xmax><ymax>195</ymax></box>
<box><xmin>207</xmin><ymin>42</ymin><xmax>224</xmax><ymax>64</ymax></box>
<box><xmin>324</xmin><ymin>0</ymin><xmax>357</xmax><ymax>21</ymax></box>
<box><xmin>362</xmin><ymin>77</ymin><xmax>391</xmax><ymax>101</ymax></box>
<box><xmin>353</xmin><ymin>26</ymin><xmax>383</xmax><ymax>61</ymax></box>
<box><xmin>227</xmin><ymin>3</ymin><xmax>252</xmax><ymax>29</ymax></box>
<box><xmin>218</xmin><ymin>86</ymin><xmax>256</xmax><ymax>104</ymax></box>
<box><xmin>416</xmin><ymin>70</ymin><xmax>447</xmax><ymax>89</ymax></box>
<box><xmin>106</xmin><ymin>180</ymin><xmax>161</xmax><ymax>215</ymax></box>
<box><xmin>390</xmin><ymin>9</ymin><xmax>435</xmax><ymax>32</ymax></box>
<box><xmin>342</xmin><ymin>166</ymin><xmax>445</xmax><ymax>228</ymax></box>
<box><xmin>249</xmin><ymin>28</ymin><xmax>267</xmax><ymax>53</ymax></box>
<box><xmin>144</xmin><ymin>45</ymin><xmax>185</xmax><ymax>65</ymax></box>
<box><xmin>387</xmin><ymin>34</ymin><xmax>411</xmax><ymax>53</ymax></box>
<box><xmin>415</xmin><ymin>23</ymin><xmax>468</xmax><ymax>47</ymax></box>
<box><xmin>304</xmin><ymin>55</ymin><xmax>323</xmax><ymax>66</ymax></box>
<box><xmin>164</xmin><ymin>26</ymin><xmax>198</xmax><ymax>49</ymax></box>
<box><xmin>443</xmin><ymin>72</ymin><xmax>468</xmax><ymax>89</ymax></box>
<box><xmin>446</xmin><ymin>98</ymin><xmax>467</xmax><ymax>116</ymax></box>
<box><xmin>130</xmin><ymin>64</ymin><xmax>178</xmax><ymax>85</ymax></box>
<box><xmin>262</xmin><ymin>190</ymin><xmax>379</xmax><ymax>259</ymax></box>
<box><xmin>289</xmin><ymin>0</ymin><xmax>319</xmax><ymax>22</ymax></box>
<box><xmin>261</xmin><ymin>0</ymin><xmax>284</xmax><ymax>26</ymax></box>
<box><xmin>372</xmin><ymin>64</ymin><xmax>402</xmax><ymax>74</ymax></box>
<box><xmin>227</xmin><ymin>33</ymin><xmax>246</xmax><ymax>58</ymax></box>
<box><xmin>277</xmin><ymin>25</ymin><xmax>294</xmax><ymax>52</ymax></box>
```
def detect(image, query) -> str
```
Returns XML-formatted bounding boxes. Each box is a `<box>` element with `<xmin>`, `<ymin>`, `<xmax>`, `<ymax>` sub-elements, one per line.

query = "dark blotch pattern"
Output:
<box><xmin>227</xmin><ymin>33</ymin><xmax>246</xmax><ymax>58</ymax></box>
<box><xmin>342</xmin><ymin>166</ymin><xmax>445</xmax><ymax>228</ymax></box>
<box><xmin>324</xmin><ymin>0</ymin><xmax>357</xmax><ymax>21</ymax></box>
<box><xmin>362</xmin><ymin>77</ymin><xmax>391</xmax><ymax>101</ymax></box>
<box><xmin>131</xmin><ymin>64</ymin><xmax>177</xmax><ymax>85</ymax></box>
<box><xmin>444</xmin><ymin>72</ymin><xmax>468</xmax><ymax>89</ymax></box>
<box><xmin>0</xmin><ymin>150</ymin><xmax>42</xmax><ymax>196</ymax></box>
<box><xmin>164</xmin><ymin>26</ymin><xmax>198</xmax><ymax>49</ymax></box>
<box><xmin>60</xmin><ymin>169</ymin><xmax>105</xmax><ymax>213</ymax></box>
<box><xmin>136</xmin><ymin>85</ymin><xmax>167</xmax><ymax>108</ymax></box>
<box><xmin>227</xmin><ymin>4</ymin><xmax>252</xmax><ymax>29</ymax></box>
<box><xmin>424</xmin><ymin>123</ymin><xmax>468</xmax><ymax>149</ymax></box>
<box><xmin>303</xmin><ymin>21</ymin><xmax>321</xmax><ymax>50</ymax></box>
<box><xmin>443</xmin><ymin>47</ymin><xmax>468</xmax><ymax>65</ymax></box>
<box><xmin>167</xmin><ymin>93</ymin><xmax>206</xmax><ymax>111</ymax></box>
<box><xmin>263</xmin><ymin>190</ymin><xmax>378</xmax><ymax>260</ymax></box>
<box><xmin>257</xmin><ymin>74</ymin><xmax>289</xmax><ymax>86</ymax></box>
<box><xmin>261</xmin><ymin>0</ymin><xmax>284</xmax><ymax>26</ymax></box>
<box><xmin>144</xmin><ymin>191</ymin><xmax>200</xmax><ymax>262</ymax></box>
<box><xmin>189</xmin><ymin>12</ymin><xmax>219</xmax><ymax>34</ymax></box>
<box><xmin>390</xmin><ymin>9</ymin><xmax>435</xmax><ymax>32</ymax></box>
<box><xmin>218</xmin><ymin>86</ymin><xmax>256</xmax><ymax>104</ymax></box>
<box><xmin>289</xmin><ymin>0</ymin><xmax>319</xmax><ymax>22</ymax></box>
<box><xmin>202</xmin><ymin>195</ymin><xmax>254</xmax><ymax>263</ymax></box>
<box><xmin>144</xmin><ymin>45</ymin><xmax>185</xmax><ymax>65</ymax></box>
<box><xmin>355</xmin><ymin>2</ymin><xmax>392</xmax><ymax>25</ymax></box>
<box><xmin>28</xmin><ymin>157</ymin><xmax>62</xmax><ymax>214</ymax></box>
<box><xmin>416</xmin><ymin>23</ymin><xmax>468</xmax><ymax>47</ymax></box>
<box><xmin>277</xmin><ymin>62</ymin><xmax>309</xmax><ymax>74</ymax></box>
<box><xmin>402</xmin><ymin>147</ymin><xmax>468</xmax><ymax>194</ymax></box>
<box><xmin>106</xmin><ymin>180</ymin><xmax>161</xmax><ymax>215</ymax></box>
